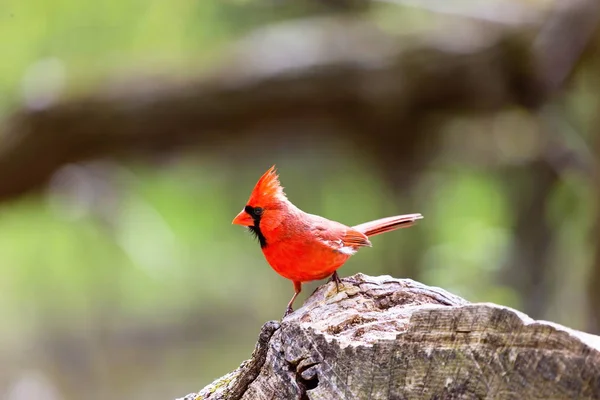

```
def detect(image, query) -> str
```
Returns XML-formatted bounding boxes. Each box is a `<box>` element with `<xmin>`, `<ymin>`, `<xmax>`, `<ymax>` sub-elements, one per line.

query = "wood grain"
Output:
<box><xmin>177</xmin><ymin>274</ymin><xmax>600</xmax><ymax>399</ymax></box>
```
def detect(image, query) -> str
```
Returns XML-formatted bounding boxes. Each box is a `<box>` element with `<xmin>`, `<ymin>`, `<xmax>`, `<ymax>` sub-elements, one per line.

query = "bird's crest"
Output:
<box><xmin>247</xmin><ymin>165</ymin><xmax>286</xmax><ymax>205</ymax></box>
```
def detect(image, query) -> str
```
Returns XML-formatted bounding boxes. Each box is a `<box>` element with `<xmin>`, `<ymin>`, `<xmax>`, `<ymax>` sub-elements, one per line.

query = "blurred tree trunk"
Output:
<box><xmin>502</xmin><ymin>158</ymin><xmax>558</xmax><ymax>319</ymax></box>
<box><xmin>590</xmin><ymin>134</ymin><xmax>600</xmax><ymax>334</ymax></box>
<box><xmin>581</xmin><ymin>26</ymin><xmax>600</xmax><ymax>334</ymax></box>
<box><xmin>361</xmin><ymin>115</ymin><xmax>439</xmax><ymax>281</ymax></box>
<box><xmin>587</xmin><ymin>70</ymin><xmax>600</xmax><ymax>334</ymax></box>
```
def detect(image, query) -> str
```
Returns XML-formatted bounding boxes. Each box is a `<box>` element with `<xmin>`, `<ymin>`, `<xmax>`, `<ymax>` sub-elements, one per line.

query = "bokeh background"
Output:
<box><xmin>1</xmin><ymin>0</ymin><xmax>599</xmax><ymax>399</ymax></box>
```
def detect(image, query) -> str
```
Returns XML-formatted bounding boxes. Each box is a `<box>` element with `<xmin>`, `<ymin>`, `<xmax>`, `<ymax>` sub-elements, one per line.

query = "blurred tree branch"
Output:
<box><xmin>0</xmin><ymin>0</ymin><xmax>598</xmax><ymax>203</ymax></box>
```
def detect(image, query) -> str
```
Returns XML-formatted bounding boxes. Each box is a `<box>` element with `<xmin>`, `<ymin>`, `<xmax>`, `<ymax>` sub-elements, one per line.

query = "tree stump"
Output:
<box><xmin>177</xmin><ymin>274</ymin><xmax>600</xmax><ymax>399</ymax></box>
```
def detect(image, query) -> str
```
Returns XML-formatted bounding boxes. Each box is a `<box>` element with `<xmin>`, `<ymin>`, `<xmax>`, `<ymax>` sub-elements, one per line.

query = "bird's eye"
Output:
<box><xmin>254</xmin><ymin>207</ymin><xmax>264</xmax><ymax>216</ymax></box>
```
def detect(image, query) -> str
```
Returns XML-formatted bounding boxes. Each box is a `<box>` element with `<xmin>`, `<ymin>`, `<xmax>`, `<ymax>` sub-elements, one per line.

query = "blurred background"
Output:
<box><xmin>0</xmin><ymin>0</ymin><xmax>599</xmax><ymax>399</ymax></box>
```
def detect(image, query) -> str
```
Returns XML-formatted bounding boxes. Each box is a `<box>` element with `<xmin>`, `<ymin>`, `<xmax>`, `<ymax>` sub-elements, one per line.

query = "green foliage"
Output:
<box><xmin>0</xmin><ymin>0</ymin><xmax>242</xmax><ymax>113</ymax></box>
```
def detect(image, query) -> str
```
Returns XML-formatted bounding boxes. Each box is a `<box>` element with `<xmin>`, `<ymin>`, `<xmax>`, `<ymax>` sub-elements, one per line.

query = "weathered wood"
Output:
<box><xmin>177</xmin><ymin>273</ymin><xmax>600</xmax><ymax>400</ymax></box>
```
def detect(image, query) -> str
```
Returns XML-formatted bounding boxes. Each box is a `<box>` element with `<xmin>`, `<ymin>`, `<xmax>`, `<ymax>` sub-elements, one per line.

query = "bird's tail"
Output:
<box><xmin>352</xmin><ymin>213</ymin><xmax>423</xmax><ymax>237</ymax></box>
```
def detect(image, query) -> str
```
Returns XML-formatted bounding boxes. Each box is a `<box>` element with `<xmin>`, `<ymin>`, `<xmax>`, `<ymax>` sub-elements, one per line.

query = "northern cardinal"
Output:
<box><xmin>232</xmin><ymin>166</ymin><xmax>423</xmax><ymax>317</ymax></box>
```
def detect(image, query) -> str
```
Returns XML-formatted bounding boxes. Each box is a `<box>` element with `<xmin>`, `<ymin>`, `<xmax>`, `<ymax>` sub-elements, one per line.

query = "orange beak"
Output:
<box><xmin>232</xmin><ymin>209</ymin><xmax>253</xmax><ymax>226</ymax></box>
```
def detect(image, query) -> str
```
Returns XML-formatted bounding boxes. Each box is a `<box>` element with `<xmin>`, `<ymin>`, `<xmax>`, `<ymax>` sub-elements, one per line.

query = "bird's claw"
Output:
<box><xmin>283</xmin><ymin>306</ymin><xmax>294</xmax><ymax>318</ymax></box>
<box><xmin>328</xmin><ymin>271</ymin><xmax>342</xmax><ymax>293</ymax></box>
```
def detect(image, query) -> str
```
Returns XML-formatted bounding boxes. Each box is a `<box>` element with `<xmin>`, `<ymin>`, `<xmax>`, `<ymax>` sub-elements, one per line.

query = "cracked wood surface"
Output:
<box><xmin>177</xmin><ymin>273</ymin><xmax>600</xmax><ymax>400</ymax></box>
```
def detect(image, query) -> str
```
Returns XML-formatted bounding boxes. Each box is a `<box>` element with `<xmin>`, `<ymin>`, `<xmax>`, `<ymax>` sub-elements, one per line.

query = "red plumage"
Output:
<box><xmin>232</xmin><ymin>166</ymin><xmax>423</xmax><ymax>317</ymax></box>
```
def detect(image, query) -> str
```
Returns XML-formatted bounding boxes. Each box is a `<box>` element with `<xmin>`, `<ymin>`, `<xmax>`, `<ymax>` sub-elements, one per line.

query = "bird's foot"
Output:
<box><xmin>328</xmin><ymin>271</ymin><xmax>342</xmax><ymax>292</ymax></box>
<box><xmin>283</xmin><ymin>306</ymin><xmax>294</xmax><ymax>318</ymax></box>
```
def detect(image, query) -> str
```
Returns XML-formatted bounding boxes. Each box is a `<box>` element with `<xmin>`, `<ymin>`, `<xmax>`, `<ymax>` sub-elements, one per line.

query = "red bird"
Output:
<box><xmin>232</xmin><ymin>166</ymin><xmax>423</xmax><ymax>317</ymax></box>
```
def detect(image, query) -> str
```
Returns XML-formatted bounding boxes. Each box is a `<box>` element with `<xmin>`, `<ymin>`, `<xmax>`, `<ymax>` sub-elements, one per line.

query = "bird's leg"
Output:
<box><xmin>328</xmin><ymin>271</ymin><xmax>342</xmax><ymax>292</ymax></box>
<box><xmin>283</xmin><ymin>281</ymin><xmax>302</xmax><ymax>318</ymax></box>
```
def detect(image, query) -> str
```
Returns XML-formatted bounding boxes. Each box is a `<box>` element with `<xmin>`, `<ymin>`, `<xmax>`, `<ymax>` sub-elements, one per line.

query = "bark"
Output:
<box><xmin>0</xmin><ymin>0</ymin><xmax>599</xmax><ymax>203</ymax></box>
<box><xmin>177</xmin><ymin>274</ymin><xmax>600</xmax><ymax>400</ymax></box>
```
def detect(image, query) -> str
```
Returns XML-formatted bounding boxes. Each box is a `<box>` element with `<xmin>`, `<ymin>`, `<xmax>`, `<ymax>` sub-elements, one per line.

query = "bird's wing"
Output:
<box><xmin>310</xmin><ymin>215</ymin><xmax>372</xmax><ymax>254</ymax></box>
<box><xmin>341</xmin><ymin>229</ymin><xmax>372</xmax><ymax>248</ymax></box>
